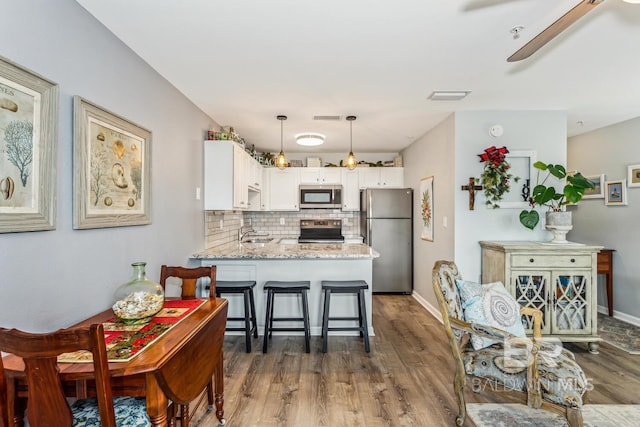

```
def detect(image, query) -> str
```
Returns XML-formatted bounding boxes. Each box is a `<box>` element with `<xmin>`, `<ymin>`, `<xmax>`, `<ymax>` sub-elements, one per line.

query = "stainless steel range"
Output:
<box><xmin>298</xmin><ymin>219</ymin><xmax>344</xmax><ymax>243</ymax></box>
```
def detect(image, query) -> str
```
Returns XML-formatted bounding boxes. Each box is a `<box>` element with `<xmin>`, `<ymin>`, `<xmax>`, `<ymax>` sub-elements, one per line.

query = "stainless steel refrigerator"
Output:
<box><xmin>360</xmin><ymin>188</ymin><xmax>413</xmax><ymax>294</ymax></box>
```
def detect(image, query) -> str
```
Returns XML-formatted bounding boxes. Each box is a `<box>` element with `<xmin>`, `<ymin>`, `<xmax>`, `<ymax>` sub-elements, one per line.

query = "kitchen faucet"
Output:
<box><xmin>238</xmin><ymin>225</ymin><xmax>257</xmax><ymax>242</ymax></box>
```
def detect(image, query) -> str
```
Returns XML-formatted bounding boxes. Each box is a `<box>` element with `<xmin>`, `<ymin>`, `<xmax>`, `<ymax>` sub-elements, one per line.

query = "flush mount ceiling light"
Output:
<box><xmin>344</xmin><ymin>115</ymin><xmax>357</xmax><ymax>170</ymax></box>
<box><xmin>427</xmin><ymin>91</ymin><xmax>471</xmax><ymax>101</ymax></box>
<box><xmin>275</xmin><ymin>115</ymin><xmax>288</xmax><ymax>170</ymax></box>
<box><xmin>295</xmin><ymin>133</ymin><xmax>325</xmax><ymax>147</ymax></box>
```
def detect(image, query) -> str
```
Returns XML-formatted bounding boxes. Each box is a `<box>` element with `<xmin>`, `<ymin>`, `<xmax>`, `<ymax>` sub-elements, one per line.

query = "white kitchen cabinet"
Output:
<box><xmin>480</xmin><ymin>241</ymin><xmax>603</xmax><ymax>353</ymax></box>
<box><xmin>358</xmin><ymin>167</ymin><xmax>404</xmax><ymax>188</ymax></box>
<box><xmin>341</xmin><ymin>168</ymin><xmax>360</xmax><ymax>211</ymax></box>
<box><xmin>299</xmin><ymin>167</ymin><xmax>342</xmax><ymax>184</ymax></box>
<box><xmin>204</xmin><ymin>140</ymin><xmax>263</xmax><ymax>210</ymax></box>
<box><xmin>247</xmin><ymin>156</ymin><xmax>263</xmax><ymax>191</ymax></box>
<box><xmin>267</xmin><ymin>168</ymin><xmax>300</xmax><ymax>211</ymax></box>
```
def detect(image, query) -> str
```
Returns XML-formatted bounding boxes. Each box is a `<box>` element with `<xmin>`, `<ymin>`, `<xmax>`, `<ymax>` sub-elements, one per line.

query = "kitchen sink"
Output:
<box><xmin>244</xmin><ymin>237</ymin><xmax>274</xmax><ymax>244</ymax></box>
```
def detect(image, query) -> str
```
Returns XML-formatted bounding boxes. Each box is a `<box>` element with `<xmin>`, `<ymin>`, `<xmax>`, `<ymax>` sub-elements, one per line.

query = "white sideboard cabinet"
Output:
<box><xmin>480</xmin><ymin>241</ymin><xmax>603</xmax><ymax>353</ymax></box>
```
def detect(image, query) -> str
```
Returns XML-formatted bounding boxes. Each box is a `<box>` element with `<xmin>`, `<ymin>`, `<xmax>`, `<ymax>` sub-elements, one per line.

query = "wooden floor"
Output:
<box><xmin>193</xmin><ymin>295</ymin><xmax>640</xmax><ymax>427</ymax></box>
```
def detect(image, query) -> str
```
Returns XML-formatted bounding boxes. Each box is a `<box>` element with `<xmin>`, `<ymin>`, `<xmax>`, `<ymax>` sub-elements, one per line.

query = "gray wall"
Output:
<box><xmin>0</xmin><ymin>0</ymin><xmax>216</xmax><ymax>331</ymax></box>
<box><xmin>453</xmin><ymin>110</ymin><xmax>568</xmax><ymax>281</ymax></box>
<box><xmin>402</xmin><ymin>111</ymin><xmax>569</xmax><ymax>314</ymax></box>
<box><xmin>401</xmin><ymin>115</ymin><xmax>456</xmax><ymax>308</ymax></box>
<box><xmin>569</xmin><ymin>117</ymin><xmax>640</xmax><ymax>321</ymax></box>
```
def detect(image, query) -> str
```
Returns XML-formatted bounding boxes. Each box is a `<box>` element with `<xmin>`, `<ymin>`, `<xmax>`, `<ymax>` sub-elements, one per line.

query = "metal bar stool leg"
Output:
<box><xmin>358</xmin><ymin>288</ymin><xmax>370</xmax><ymax>352</ymax></box>
<box><xmin>249</xmin><ymin>288</ymin><xmax>258</xmax><ymax>338</ymax></box>
<box><xmin>301</xmin><ymin>289</ymin><xmax>311</xmax><ymax>353</ymax></box>
<box><xmin>242</xmin><ymin>288</ymin><xmax>252</xmax><ymax>353</ymax></box>
<box><xmin>322</xmin><ymin>288</ymin><xmax>331</xmax><ymax>353</ymax></box>
<box><xmin>262</xmin><ymin>289</ymin><xmax>273</xmax><ymax>353</ymax></box>
<box><xmin>268</xmin><ymin>290</ymin><xmax>275</xmax><ymax>338</ymax></box>
<box><xmin>357</xmin><ymin>289</ymin><xmax>364</xmax><ymax>337</ymax></box>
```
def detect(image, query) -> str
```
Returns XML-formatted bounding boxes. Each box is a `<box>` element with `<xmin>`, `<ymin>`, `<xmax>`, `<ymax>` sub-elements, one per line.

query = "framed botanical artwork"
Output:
<box><xmin>604</xmin><ymin>180</ymin><xmax>627</xmax><ymax>206</ymax></box>
<box><xmin>420</xmin><ymin>175</ymin><xmax>433</xmax><ymax>241</ymax></box>
<box><xmin>73</xmin><ymin>96</ymin><xmax>151</xmax><ymax>229</ymax></box>
<box><xmin>0</xmin><ymin>55</ymin><xmax>58</xmax><ymax>233</ymax></box>
<box><xmin>627</xmin><ymin>164</ymin><xmax>640</xmax><ymax>188</ymax></box>
<box><xmin>582</xmin><ymin>173</ymin><xmax>606</xmax><ymax>199</ymax></box>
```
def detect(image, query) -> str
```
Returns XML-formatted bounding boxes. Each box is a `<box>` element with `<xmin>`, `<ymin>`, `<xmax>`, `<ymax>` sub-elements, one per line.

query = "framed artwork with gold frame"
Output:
<box><xmin>73</xmin><ymin>96</ymin><xmax>151</xmax><ymax>229</ymax></box>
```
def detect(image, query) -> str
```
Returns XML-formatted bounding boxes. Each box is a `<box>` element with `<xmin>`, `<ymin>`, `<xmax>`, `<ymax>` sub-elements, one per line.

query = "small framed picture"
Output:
<box><xmin>605</xmin><ymin>180</ymin><xmax>627</xmax><ymax>206</ymax></box>
<box><xmin>420</xmin><ymin>175</ymin><xmax>434</xmax><ymax>242</ymax></box>
<box><xmin>627</xmin><ymin>164</ymin><xmax>640</xmax><ymax>188</ymax></box>
<box><xmin>582</xmin><ymin>174</ymin><xmax>606</xmax><ymax>199</ymax></box>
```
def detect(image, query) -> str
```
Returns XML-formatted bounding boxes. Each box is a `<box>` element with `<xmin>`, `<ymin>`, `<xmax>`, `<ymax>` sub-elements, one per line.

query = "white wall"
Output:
<box><xmin>454</xmin><ymin>111</ymin><xmax>568</xmax><ymax>281</ymax></box>
<box><xmin>568</xmin><ymin>117</ymin><xmax>640</xmax><ymax>319</ymax></box>
<box><xmin>0</xmin><ymin>0</ymin><xmax>216</xmax><ymax>331</ymax></box>
<box><xmin>401</xmin><ymin>115</ymin><xmax>455</xmax><ymax>306</ymax></box>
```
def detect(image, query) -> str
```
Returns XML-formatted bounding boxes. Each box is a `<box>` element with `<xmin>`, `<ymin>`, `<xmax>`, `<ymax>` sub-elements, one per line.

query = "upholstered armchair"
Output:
<box><xmin>432</xmin><ymin>260</ymin><xmax>587</xmax><ymax>427</ymax></box>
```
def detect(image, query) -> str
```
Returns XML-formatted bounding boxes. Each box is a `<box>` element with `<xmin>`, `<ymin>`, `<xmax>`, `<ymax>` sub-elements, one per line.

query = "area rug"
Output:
<box><xmin>468</xmin><ymin>403</ymin><xmax>640</xmax><ymax>427</ymax></box>
<box><xmin>598</xmin><ymin>313</ymin><xmax>640</xmax><ymax>355</ymax></box>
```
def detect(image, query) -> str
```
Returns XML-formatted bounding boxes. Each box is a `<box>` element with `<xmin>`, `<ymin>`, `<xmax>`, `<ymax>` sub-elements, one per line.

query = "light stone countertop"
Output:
<box><xmin>191</xmin><ymin>238</ymin><xmax>380</xmax><ymax>260</ymax></box>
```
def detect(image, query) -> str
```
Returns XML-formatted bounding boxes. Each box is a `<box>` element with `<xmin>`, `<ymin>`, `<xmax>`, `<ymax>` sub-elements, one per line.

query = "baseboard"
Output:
<box><xmin>412</xmin><ymin>292</ymin><xmax>442</xmax><ymax>323</ymax></box>
<box><xmin>598</xmin><ymin>305</ymin><xmax>640</xmax><ymax>327</ymax></box>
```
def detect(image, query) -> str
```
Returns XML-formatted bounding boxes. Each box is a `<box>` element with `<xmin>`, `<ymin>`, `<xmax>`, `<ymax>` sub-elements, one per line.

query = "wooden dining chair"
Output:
<box><xmin>0</xmin><ymin>323</ymin><xmax>150</xmax><ymax>427</ymax></box>
<box><xmin>159</xmin><ymin>265</ymin><xmax>217</xmax><ymax>427</ymax></box>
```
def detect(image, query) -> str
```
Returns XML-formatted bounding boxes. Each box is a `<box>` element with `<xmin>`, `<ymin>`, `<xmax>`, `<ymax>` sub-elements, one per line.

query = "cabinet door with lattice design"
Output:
<box><xmin>551</xmin><ymin>271</ymin><xmax>592</xmax><ymax>335</ymax></box>
<box><xmin>509</xmin><ymin>271</ymin><xmax>551</xmax><ymax>335</ymax></box>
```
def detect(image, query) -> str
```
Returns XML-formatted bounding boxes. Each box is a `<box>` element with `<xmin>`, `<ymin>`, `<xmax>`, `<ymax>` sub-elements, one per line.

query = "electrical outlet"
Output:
<box><xmin>442</xmin><ymin>216</ymin><xmax>448</xmax><ymax>228</ymax></box>
<box><xmin>195</xmin><ymin>187</ymin><xmax>201</xmax><ymax>200</ymax></box>
<box><xmin>280</xmin><ymin>217</ymin><xmax>285</xmax><ymax>225</ymax></box>
<box><xmin>240</xmin><ymin>218</ymin><xmax>244</xmax><ymax>227</ymax></box>
<box><xmin>219</xmin><ymin>219</ymin><xmax>223</xmax><ymax>230</ymax></box>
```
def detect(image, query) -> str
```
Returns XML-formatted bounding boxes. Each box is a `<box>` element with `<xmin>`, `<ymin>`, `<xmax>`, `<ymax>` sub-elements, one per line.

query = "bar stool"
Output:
<box><xmin>208</xmin><ymin>280</ymin><xmax>258</xmax><ymax>353</ymax></box>
<box><xmin>321</xmin><ymin>280</ymin><xmax>370</xmax><ymax>353</ymax></box>
<box><xmin>262</xmin><ymin>281</ymin><xmax>311</xmax><ymax>353</ymax></box>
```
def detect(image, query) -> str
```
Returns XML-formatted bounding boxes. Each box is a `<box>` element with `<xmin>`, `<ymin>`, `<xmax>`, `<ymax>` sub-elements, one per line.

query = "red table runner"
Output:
<box><xmin>59</xmin><ymin>299</ymin><xmax>206</xmax><ymax>363</ymax></box>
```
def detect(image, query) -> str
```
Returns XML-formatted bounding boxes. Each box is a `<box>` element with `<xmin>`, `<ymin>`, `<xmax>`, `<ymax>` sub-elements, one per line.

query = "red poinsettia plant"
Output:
<box><xmin>478</xmin><ymin>146</ymin><xmax>518</xmax><ymax>208</ymax></box>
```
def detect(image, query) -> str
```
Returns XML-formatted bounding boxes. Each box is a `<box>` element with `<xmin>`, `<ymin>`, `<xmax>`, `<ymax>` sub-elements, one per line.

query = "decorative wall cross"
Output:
<box><xmin>461</xmin><ymin>177</ymin><xmax>482</xmax><ymax>210</ymax></box>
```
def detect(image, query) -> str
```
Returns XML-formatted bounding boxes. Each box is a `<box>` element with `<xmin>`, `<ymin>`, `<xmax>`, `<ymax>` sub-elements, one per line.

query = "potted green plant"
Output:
<box><xmin>519</xmin><ymin>161</ymin><xmax>594</xmax><ymax>232</ymax></box>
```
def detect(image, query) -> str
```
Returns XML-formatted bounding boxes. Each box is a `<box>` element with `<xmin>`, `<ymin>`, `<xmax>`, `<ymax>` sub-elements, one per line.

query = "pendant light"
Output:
<box><xmin>345</xmin><ymin>115</ymin><xmax>357</xmax><ymax>170</ymax></box>
<box><xmin>275</xmin><ymin>115</ymin><xmax>288</xmax><ymax>170</ymax></box>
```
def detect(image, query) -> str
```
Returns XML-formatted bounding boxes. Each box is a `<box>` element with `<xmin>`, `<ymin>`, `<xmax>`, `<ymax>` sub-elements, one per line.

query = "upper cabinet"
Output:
<box><xmin>299</xmin><ymin>167</ymin><xmax>342</xmax><ymax>185</ymax></box>
<box><xmin>204</xmin><ymin>140</ymin><xmax>263</xmax><ymax>211</ymax></box>
<box><xmin>204</xmin><ymin>144</ymin><xmax>403</xmax><ymax>212</ymax></box>
<box><xmin>341</xmin><ymin>168</ymin><xmax>360</xmax><ymax>211</ymax></box>
<box><xmin>267</xmin><ymin>168</ymin><xmax>300</xmax><ymax>211</ymax></box>
<box><xmin>358</xmin><ymin>167</ymin><xmax>404</xmax><ymax>188</ymax></box>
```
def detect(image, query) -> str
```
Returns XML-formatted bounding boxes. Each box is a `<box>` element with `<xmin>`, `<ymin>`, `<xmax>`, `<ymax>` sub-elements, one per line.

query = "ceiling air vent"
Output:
<box><xmin>313</xmin><ymin>115</ymin><xmax>341</xmax><ymax>121</ymax></box>
<box><xmin>427</xmin><ymin>91</ymin><xmax>471</xmax><ymax>101</ymax></box>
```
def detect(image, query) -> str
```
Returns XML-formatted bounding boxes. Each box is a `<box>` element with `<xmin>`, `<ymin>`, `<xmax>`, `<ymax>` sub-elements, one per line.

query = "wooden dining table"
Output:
<box><xmin>2</xmin><ymin>297</ymin><xmax>229</xmax><ymax>427</ymax></box>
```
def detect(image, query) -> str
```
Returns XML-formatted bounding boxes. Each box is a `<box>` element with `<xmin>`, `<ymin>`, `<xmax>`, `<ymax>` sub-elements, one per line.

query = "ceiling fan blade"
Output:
<box><xmin>507</xmin><ymin>0</ymin><xmax>604</xmax><ymax>62</ymax></box>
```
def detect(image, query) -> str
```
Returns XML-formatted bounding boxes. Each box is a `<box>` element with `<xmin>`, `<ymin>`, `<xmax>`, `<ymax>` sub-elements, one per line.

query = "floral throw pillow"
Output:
<box><xmin>455</xmin><ymin>279</ymin><xmax>526</xmax><ymax>350</ymax></box>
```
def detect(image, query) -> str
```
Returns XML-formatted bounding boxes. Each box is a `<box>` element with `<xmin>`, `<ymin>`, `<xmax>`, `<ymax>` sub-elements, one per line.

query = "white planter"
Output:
<box><xmin>545</xmin><ymin>211</ymin><xmax>572</xmax><ymax>243</ymax></box>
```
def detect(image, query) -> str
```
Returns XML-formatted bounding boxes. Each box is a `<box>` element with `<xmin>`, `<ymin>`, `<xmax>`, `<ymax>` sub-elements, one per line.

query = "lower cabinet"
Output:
<box><xmin>480</xmin><ymin>241</ymin><xmax>603</xmax><ymax>353</ymax></box>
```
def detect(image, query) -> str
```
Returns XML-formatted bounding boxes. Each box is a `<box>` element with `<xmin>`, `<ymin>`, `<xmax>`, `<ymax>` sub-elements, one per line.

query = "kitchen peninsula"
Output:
<box><xmin>191</xmin><ymin>240</ymin><xmax>379</xmax><ymax>336</ymax></box>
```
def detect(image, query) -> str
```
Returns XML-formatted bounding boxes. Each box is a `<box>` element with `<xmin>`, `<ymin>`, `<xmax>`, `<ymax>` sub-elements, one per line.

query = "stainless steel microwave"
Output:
<box><xmin>299</xmin><ymin>185</ymin><xmax>342</xmax><ymax>209</ymax></box>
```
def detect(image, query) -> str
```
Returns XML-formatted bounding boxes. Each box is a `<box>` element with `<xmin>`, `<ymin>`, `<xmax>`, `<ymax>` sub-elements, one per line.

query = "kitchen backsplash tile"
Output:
<box><xmin>205</xmin><ymin>210</ymin><xmax>360</xmax><ymax>248</ymax></box>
